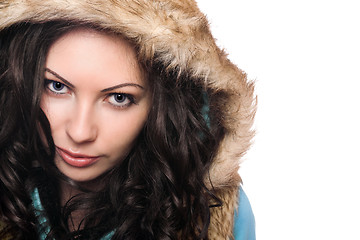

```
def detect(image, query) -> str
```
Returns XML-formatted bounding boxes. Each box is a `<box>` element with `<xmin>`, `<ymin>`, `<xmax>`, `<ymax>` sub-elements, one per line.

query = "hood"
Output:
<box><xmin>0</xmin><ymin>0</ymin><xmax>255</xmax><ymax>190</ymax></box>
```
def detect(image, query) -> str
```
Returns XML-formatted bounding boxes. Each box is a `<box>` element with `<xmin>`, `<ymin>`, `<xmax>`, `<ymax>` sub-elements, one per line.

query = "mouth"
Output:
<box><xmin>56</xmin><ymin>147</ymin><xmax>100</xmax><ymax>168</ymax></box>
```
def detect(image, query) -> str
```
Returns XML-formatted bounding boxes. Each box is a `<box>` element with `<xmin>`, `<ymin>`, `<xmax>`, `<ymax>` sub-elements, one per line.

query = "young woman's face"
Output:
<box><xmin>41</xmin><ymin>28</ymin><xmax>151</xmax><ymax>182</ymax></box>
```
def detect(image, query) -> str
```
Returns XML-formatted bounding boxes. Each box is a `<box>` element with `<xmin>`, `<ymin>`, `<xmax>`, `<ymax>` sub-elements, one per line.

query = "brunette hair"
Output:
<box><xmin>0</xmin><ymin>21</ymin><xmax>225</xmax><ymax>240</ymax></box>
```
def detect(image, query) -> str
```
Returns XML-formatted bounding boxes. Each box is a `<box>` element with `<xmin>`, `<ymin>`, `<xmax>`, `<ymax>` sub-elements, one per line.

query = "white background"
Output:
<box><xmin>196</xmin><ymin>0</ymin><xmax>360</xmax><ymax>239</ymax></box>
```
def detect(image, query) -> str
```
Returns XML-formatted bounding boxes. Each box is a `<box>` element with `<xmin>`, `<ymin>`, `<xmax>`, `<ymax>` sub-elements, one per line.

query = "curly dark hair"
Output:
<box><xmin>0</xmin><ymin>21</ymin><xmax>225</xmax><ymax>240</ymax></box>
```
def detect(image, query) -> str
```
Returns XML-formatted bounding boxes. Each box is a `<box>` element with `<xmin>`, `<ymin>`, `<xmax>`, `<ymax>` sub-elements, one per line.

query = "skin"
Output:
<box><xmin>40</xmin><ymin>28</ymin><xmax>151</xmax><ymax>185</ymax></box>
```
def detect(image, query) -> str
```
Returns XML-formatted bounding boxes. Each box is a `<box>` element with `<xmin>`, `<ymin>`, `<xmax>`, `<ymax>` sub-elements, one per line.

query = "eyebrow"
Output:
<box><xmin>45</xmin><ymin>68</ymin><xmax>144</xmax><ymax>92</ymax></box>
<box><xmin>45</xmin><ymin>68</ymin><xmax>75</xmax><ymax>89</ymax></box>
<box><xmin>101</xmin><ymin>83</ymin><xmax>144</xmax><ymax>92</ymax></box>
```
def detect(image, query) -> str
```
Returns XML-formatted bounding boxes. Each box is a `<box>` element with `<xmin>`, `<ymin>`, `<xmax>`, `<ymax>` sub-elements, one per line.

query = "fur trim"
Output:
<box><xmin>208</xmin><ymin>186</ymin><xmax>240</xmax><ymax>239</ymax></box>
<box><xmin>0</xmin><ymin>0</ymin><xmax>255</xmax><ymax>188</ymax></box>
<box><xmin>0</xmin><ymin>1</ymin><xmax>255</xmax><ymax>238</ymax></box>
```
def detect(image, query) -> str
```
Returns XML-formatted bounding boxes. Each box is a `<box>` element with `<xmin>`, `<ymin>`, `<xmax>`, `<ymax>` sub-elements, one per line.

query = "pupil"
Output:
<box><xmin>115</xmin><ymin>94</ymin><xmax>125</xmax><ymax>102</ymax></box>
<box><xmin>53</xmin><ymin>82</ymin><xmax>63</xmax><ymax>90</ymax></box>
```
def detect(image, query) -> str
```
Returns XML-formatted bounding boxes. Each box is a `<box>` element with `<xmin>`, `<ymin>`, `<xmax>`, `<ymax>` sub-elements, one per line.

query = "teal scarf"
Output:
<box><xmin>31</xmin><ymin>188</ymin><xmax>115</xmax><ymax>240</ymax></box>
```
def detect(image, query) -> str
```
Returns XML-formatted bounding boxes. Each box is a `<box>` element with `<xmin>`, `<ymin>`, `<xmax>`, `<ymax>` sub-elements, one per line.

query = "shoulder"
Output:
<box><xmin>233</xmin><ymin>187</ymin><xmax>256</xmax><ymax>240</ymax></box>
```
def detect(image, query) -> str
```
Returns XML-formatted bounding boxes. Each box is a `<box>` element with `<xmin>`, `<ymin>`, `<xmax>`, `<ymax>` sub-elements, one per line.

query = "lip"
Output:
<box><xmin>56</xmin><ymin>147</ymin><xmax>100</xmax><ymax>168</ymax></box>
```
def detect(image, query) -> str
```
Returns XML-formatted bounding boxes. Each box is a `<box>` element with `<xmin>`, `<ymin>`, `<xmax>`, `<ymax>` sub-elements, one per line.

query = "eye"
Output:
<box><xmin>107</xmin><ymin>93</ymin><xmax>135</xmax><ymax>108</ymax></box>
<box><xmin>45</xmin><ymin>80</ymin><xmax>69</xmax><ymax>94</ymax></box>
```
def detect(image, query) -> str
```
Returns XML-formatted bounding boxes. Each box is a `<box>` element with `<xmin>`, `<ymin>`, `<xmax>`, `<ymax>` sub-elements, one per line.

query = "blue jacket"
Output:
<box><xmin>234</xmin><ymin>187</ymin><xmax>256</xmax><ymax>240</ymax></box>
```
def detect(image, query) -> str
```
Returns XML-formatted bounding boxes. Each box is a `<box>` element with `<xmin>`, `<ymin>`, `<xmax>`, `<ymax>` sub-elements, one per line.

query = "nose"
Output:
<box><xmin>66</xmin><ymin>102</ymin><xmax>98</xmax><ymax>144</ymax></box>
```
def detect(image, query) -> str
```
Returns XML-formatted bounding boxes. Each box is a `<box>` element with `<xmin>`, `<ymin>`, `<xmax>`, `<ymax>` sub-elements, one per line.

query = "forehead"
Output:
<box><xmin>46</xmin><ymin>27</ymin><xmax>146</xmax><ymax>87</ymax></box>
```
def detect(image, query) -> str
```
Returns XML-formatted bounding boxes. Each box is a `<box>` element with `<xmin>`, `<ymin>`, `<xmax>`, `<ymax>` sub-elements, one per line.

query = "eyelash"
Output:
<box><xmin>44</xmin><ymin>79</ymin><xmax>136</xmax><ymax>108</ymax></box>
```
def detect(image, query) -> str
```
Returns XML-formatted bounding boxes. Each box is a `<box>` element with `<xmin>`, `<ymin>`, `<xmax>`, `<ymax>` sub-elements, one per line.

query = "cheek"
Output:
<box><xmin>102</xmin><ymin>110</ymin><xmax>148</xmax><ymax>156</ymax></box>
<box><xmin>40</xmin><ymin>95</ymin><xmax>69</xmax><ymax>134</ymax></box>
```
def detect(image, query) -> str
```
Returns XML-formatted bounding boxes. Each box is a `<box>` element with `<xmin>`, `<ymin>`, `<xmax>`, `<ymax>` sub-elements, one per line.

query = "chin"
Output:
<box><xmin>63</xmin><ymin>171</ymin><xmax>102</xmax><ymax>182</ymax></box>
<box><xmin>56</xmin><ymin>163</ymin><xmax>106</xmax><ymax>183</ymax></box>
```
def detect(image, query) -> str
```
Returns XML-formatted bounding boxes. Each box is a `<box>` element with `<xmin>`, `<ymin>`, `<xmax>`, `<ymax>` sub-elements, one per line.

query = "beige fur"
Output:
<box><xmin>208</xmin><ymin>186</ymin><xmax>239</xmax><ymax>240</ymax></box>
<box><xmin>0</xmin><ymin>1</ymin><xmax>256</xmax><ymax>238</ymax></box>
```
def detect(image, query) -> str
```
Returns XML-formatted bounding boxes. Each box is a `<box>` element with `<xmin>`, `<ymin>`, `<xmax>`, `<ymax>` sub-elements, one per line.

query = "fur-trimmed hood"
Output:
<box><xmin>0</xmin><ymin>0</ymin><xmax>255</xmax><ymax>238</ymax></box>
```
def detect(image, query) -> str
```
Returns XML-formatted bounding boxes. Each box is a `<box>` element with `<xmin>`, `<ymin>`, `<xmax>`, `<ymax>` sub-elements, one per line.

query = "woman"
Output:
<box><xmin>0</xmin><ymin>0</ymin><xmax>256</xmax><ymax>239</ymax></box>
